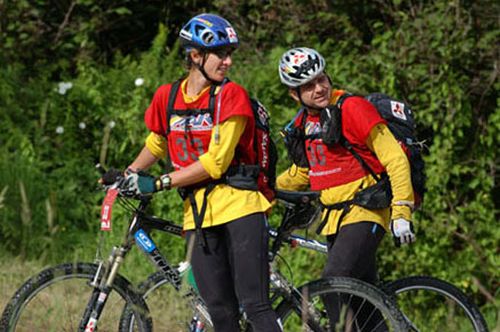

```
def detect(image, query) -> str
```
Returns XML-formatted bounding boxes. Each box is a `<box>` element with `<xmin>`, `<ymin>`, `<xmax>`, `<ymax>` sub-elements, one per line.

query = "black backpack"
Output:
<box><xmin>335</xmin><ymin>93</ymin><xmax>426</xmax><ymax>208</ymax></box>
<box><xmin>249</xmin><ymin>99</ymin><xmax>278</xmax><ymax>202</ymax></box>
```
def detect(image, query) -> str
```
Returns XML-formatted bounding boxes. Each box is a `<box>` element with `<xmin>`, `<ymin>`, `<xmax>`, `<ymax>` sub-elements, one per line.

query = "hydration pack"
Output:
<box><xmin>334</xmin><ymin>93</ymin><xmax>426</xmax><ymax>208</ymax></box>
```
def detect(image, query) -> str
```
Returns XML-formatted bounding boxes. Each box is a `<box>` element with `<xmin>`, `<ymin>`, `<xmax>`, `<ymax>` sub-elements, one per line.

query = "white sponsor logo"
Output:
<box><xmin>98</xmin><ymin>292</ymin><xmax>107</xmax><ymax>303</ymax></box>
<box><xmin>390</xmin><ymin>101</ymin><xmax>407</xmax><ymax>120</ymax></box>
<box><xmin>309</xmin><ymin>168</ymin><xmax>342</xmax><ymax>177</ymax></box>
<box><xmin>226</xmin><ymin>27</ymin><xmax>238</xmax><ymax>43</ymax></box>
<box><xmin>138</xmin><ymin>232</ymin><xmax>152</xmax><ymax>248</ymax></box>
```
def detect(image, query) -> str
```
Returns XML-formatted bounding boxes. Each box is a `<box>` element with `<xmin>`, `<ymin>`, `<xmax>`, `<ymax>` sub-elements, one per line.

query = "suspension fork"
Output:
<box><xmin>79</xmin><ymin>245</ymin><xmax>129</xmax><ymax>332</ymax></box>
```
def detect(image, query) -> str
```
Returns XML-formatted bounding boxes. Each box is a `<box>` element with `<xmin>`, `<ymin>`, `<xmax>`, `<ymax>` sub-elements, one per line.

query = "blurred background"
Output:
<box><xmin>0</xmin><ymin>0</ymin><xmax>498</xmax><ymax>329</ymax></box>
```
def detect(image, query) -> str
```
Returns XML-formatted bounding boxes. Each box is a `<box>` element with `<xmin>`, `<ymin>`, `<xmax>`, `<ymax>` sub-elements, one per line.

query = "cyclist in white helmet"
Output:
<box><xmin>278</xmin><ymin>47</ymin><xmax>416</xmax><ymax>327</ymax></box>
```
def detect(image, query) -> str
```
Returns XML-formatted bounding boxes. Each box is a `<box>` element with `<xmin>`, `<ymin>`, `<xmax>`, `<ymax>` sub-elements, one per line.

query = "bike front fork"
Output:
<box><xmin>80</xmin><ymin>246</ymin><xmax>127</xmax><ymax>331</ymax></box>
<box><xmin>190</xmin><ymin>316</ymin><xmax>207</xmax><ymax>332</ymax></box>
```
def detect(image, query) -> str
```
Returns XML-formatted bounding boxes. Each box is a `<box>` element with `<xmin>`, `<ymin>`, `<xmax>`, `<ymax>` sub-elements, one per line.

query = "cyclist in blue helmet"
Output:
<box><xmin>179</xmin><ymin>13</ymin><xmax>240</xmax><ymax>84</ymax></box>
<box><xmin>119</xmin><ymin>13</ymin><xmax>282</xmax><ymax>332</ymax></box>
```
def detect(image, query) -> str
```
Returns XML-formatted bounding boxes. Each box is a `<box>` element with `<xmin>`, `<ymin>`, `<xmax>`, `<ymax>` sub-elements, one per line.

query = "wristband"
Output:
<box><xmin>157</xmin><ymin>174</ymin><xmax>172</xmax><ymax>191</ymax></box>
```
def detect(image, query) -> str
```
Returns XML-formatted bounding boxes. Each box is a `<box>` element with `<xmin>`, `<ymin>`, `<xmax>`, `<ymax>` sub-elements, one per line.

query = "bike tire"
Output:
<box><xmin>275</xmin><ymin>277</ymin><xmax>409</xmax><ymax>332</ymax></box>
<box><xmin>119</xmin><ymin>271</ymin><xmax>213</xmax><ymax>332</ymax></box>
<box><xmin>384</xmin><ymin>276</ymin><xmax>489</xmax><ymax>332</ymax></box>
<box><xmin>0</xmin><ymin>262</ymin><xmax>152</xmax><ymax>332</ymax></box>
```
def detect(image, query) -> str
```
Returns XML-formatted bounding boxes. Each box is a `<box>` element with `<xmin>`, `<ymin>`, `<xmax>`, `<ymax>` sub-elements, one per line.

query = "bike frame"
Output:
<box><xmin>88</xmin><ymin>190</ymin><xmax>327</xmax><ymax>331</ymax></box>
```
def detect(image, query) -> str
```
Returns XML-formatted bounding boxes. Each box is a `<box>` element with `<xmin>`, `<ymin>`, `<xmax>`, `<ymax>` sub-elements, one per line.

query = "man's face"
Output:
<box><xmin>292</xmin><ymin>73</ymin><xmax>332</xmax><ymax>109</ymax></box>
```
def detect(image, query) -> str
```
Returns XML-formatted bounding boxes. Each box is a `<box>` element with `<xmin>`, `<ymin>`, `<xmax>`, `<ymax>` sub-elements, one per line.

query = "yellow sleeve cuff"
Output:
<box><xmin>145</xmin><ymin>132</ymin><xmax>167</xmax><ymax>159</ymax></box>
<box><xmin>392</xmin><ymin>205</ymin><xmax>412</xmax><ymax>221</ymax></box>
<box><xmin>199</xmin><ymin>116</ymin><xmax>247</xmax><ymax>179</ymax></box>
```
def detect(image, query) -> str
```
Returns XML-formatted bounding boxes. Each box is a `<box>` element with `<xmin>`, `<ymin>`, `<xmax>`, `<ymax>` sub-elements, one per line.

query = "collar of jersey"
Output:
<box><xmin>181</xmin><ymin>79</ymin><xmax>221</xmax><ymax>104</ymax></box>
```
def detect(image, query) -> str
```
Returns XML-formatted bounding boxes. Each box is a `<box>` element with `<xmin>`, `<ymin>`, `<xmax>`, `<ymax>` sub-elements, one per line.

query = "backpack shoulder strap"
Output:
<box><xmin>336</xmin><ymin>92</ymin><xmax>381</xmax><ymax>182</ymax></box>
<box><xmin>340</xmin><ymin>137</ymin><xmax>381</xmax><ymax>182</ymax></box>
<box><xmin>334</xmin><ymin>92</ymin><xmax>354</xmax><ymax>109</ymax></box>
<box><xmin>208</xmin><ymin>84</ymin><xmax>217</xmax><ymax>115</ymax></box>
<box><xmin>166</xmin><ymin>79</ymin><xmax>182</xmax><ymax>135</ymax></box>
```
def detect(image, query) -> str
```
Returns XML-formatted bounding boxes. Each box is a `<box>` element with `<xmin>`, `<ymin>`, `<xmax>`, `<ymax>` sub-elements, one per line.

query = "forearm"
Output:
<box><xmin>168</xmin><ymin>161</ymin><xmax>211</xmax><ymax>188</ymax></box>
<box><xmin>168</xmin><ymin>117</ymin><xmax>246</xmax><ymax>188</ymax></box>
<box><xmin>128</xmin><ymin>146</ymin><xmax>159</xmax><ymax>172</ymax></box>
<box><xmin>198</xmin><ymin>116</ymin><xmax>247</xmax><ymax>179</ymax></box>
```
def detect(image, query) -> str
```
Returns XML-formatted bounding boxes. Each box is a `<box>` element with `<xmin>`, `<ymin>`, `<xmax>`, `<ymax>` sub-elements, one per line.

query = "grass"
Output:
<box><xmin>0</xmin><ymin>257</ymin><xmax>46</xmax><ymax>313</ymax></box>
<box><xmin>1</xmin><ymin>255</ymin><xmax>498</xmax><ymax>331</ymax></box>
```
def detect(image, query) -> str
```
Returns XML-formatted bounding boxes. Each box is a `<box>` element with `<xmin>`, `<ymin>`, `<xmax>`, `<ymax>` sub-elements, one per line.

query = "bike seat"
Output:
<box><xmin>276</xmin><ymin>190</ymin><xmax>320</xmax><ymax>205</ymax></box>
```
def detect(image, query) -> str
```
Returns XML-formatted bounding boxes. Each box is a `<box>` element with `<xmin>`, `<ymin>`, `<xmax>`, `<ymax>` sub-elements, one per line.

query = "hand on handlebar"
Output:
<box><xmin>100</xmin><ymin>168</ymin><xmax>124</xmax><ymax>186</ymax></box>
<box><xmin>121</xmin><ymin>171</ymin><xmax>159</xmax><ymax>196</ymax></box>
<box><xmin>97</xmin><ymin>164</ymin><xmax>171</xmax><ymax>198</ymax></box>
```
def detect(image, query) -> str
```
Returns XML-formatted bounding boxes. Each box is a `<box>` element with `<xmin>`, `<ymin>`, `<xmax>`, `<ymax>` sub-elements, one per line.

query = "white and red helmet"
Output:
<box><xmin>279</xmin><ymin>47</ymin><xmax>326</xmax><ymax>88</ymax></box>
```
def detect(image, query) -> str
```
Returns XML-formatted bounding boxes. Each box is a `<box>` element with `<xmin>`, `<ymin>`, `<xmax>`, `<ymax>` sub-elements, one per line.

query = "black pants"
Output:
<box><xmin>186</xmin><ymin>213</ymin><xmax>282</xmax><ymax>332</ymax></box>
<box><xmin>321</xmin><ymin>221</ymin><xmax>386</xmax><ymax>331</ymax></box>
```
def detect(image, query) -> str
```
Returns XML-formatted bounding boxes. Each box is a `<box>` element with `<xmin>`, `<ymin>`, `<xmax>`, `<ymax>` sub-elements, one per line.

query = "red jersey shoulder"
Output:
<box><xmin>144</xmin><ymin>84</ymin><xmax>172</xmax><ymax>136</ymax></box>
<box><xmin>218</xmin><ymin>82</ymin><xmax>253</xmax><ymax>121</ymax></box>
<box><xmin>343</xmin><ymin>96</ymin><xmax>381</xmax><ymax>118</ymax></box>
<box><xmin>341</xmin><ymin>96</ymin><xmax>386</xmax><ymax>143</ymax></box>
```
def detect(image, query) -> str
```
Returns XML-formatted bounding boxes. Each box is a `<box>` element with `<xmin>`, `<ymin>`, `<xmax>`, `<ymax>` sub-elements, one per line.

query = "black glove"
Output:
<box><xmin>101</xmin><ymin>168</ymin><xmax>123</xmax><ymax>185</ymax></box>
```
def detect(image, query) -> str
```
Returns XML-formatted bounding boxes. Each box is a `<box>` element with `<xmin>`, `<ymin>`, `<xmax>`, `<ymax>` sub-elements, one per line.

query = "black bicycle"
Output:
<box><xmin>119</xmin><ymin>191</ymin><xmax>489</xmax><ymax>332</ymax></box>
<box><xmin>0</xmin><ymin>168</ymin><xmax>407</xmax><ymax>332</ymax></box>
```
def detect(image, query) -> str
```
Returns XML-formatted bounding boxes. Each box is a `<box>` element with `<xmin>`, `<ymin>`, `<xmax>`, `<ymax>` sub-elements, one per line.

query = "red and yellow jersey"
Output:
<box><xmin>297</xmin><ymin>96</ymin><xmax>386</xmax><ymax>190</ymax></box>
<box><xmin>144</xmin><ymin>79</ymin><xmax>271</xmax><ymax>230</ymax></box>
<box><xmin>145</xmin><ymin>79</ymin><xmax>256</xmax><ymax>170</ymax></box>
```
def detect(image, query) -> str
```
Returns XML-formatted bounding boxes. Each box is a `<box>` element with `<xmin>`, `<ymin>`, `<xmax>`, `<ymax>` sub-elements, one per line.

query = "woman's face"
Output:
<box><xmin>193</xmin><ymin>48</ymin><xmax>234</xmax><ymax>82</ymax></box>
<box><xmin>292</xmin><ymin>73</ymin><xmax>332</xmax><ymax>109</ymax></box>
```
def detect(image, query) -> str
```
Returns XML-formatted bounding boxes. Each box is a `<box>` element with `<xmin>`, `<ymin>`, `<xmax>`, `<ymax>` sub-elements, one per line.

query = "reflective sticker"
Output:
<box><xmin>135</xmin><ymin>229</ymin><xmax>156</xmax><ymax>253</ymax></box>
<box><xmin>226</xmin><ymin>27</ymin><xmax>238</xmax><ymax>43</ymax></box>
<box><xmin>85</xmin><ymin>317</ymin><xmax>97</xmax><ymax>332</ymax></box>
<box><xmin>179</xmin><ymin>30</ymin><xmax>193</xmax><ymax>41</ymax></box>
<box><xmin>195</xmin><ymin>17</ymin><xmax>213</xmax><ymax>27</ymax></box>
<box><xmin>390</xmin><ymin>100</ymin><xmax>407</xmax><ymax>120</ymax></box>
<box><xmin>292</xmin><ymin>53</ymin><xmax>306</xmax><ymax>65</ymax></box>
<box><xmin>98</xmin><ymin>292</ymin><xmax>107</xmax><ymax>303</ymax></box>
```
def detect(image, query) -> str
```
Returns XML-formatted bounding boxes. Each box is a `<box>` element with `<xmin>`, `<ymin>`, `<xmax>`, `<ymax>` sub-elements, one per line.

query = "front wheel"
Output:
<box><xmin>384</xmin><ymin>276</ymin><xmax>489</xmax><ymax>332</ymax></box>
<box><xmin>119</xmin><ymin>271</ymin><xmax>213</xmax><ymax>332</ymax></box>
<box><xmin>0</xmin><ymin>262</ymin><xmax>152</xmax><ymax>332</ymax></box>
<box><xmin>275</xmin><ymin>277</ymin><xmax>408</xmax><ymax>331</ymax></box>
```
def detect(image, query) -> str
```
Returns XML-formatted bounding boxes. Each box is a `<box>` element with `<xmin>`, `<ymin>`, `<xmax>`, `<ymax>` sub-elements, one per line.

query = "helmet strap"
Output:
<box><xmin>194</xmin><ymin>52</ymin><xmax>224</xmax><ymax>85</ymax></box>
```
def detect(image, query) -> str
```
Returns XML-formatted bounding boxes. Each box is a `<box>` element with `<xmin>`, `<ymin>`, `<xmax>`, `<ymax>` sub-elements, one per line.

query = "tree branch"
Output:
<box><xmin>53</xmin><ymin>0</ymin><xmax>77</xmax><ymax>44</ymax></box>
<box><xmin>472</xmin><ymin>276</ymin><xmax>496</xmax><ymax>303</ymax></box>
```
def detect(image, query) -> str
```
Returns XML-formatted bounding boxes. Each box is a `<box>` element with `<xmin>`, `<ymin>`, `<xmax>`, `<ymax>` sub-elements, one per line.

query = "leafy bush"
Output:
<box><xmin>0</xmin><ymin>1</ymin><xmax>497</xmax><ymax>328</ymax></box>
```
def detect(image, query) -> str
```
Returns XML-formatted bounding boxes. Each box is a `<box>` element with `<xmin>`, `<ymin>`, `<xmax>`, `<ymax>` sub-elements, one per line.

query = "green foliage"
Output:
<box><xmin>0</xmin><ymin>0</ymin><xmax>498</xmax><ymax>328</ymax></box>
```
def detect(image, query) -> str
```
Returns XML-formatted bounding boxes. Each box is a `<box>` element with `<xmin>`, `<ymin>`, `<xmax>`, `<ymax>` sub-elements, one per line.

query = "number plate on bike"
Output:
<box><xmin>100</xmin><ymin>189</ymin><xmax>118</xmax><ymax>231</ymax></box>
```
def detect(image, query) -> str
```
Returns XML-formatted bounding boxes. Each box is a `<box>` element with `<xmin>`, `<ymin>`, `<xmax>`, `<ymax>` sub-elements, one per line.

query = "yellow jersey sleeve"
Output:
<box><xmin>145</xmin><ymin>132</ymin><xmax>168</xmax><ymax>159</ymax></box>
<box><xmin>366</xmin><ymin>123</ymin><xmax>414</xmax><ymax>220</ymax></box>
<box><xmin>276</xmin><ymin>164</ymin><xmax>310</xmax><ymax>191</ymax></box>
<box><xmin>198</xmin><ymin>116</ymin><xmax>247</xmax><ymax>179</ymax></box>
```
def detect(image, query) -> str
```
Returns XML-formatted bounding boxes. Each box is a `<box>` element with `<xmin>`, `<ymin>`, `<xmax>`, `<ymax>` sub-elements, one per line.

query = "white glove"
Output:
<box><xmin>121</xmin><ymin>172</ymin><xmax>158</xmax><ymax>196</ymax></box>
<box><xmin>390</xmin><ymin>218</ymin><xmax>416</xmax><ymax>246</ymax></box>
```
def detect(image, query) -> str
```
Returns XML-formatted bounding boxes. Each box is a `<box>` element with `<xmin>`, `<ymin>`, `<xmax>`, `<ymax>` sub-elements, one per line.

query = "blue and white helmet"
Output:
<box><xmin>179</xmin><ymin>14</ymin><xmax>239</xmax><ymax>50</ymax></box>
<box><xmin>279</xmin><ymin>47</ymin><xmax>326</xmax><ymax>88</ymax></box>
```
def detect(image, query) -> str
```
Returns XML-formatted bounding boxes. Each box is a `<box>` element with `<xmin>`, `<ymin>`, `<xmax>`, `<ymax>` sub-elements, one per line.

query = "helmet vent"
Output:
<box><xmin>201</xmin><ymin>30</ymin><xmax>215</xmax><ymax>45</ymax></box>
